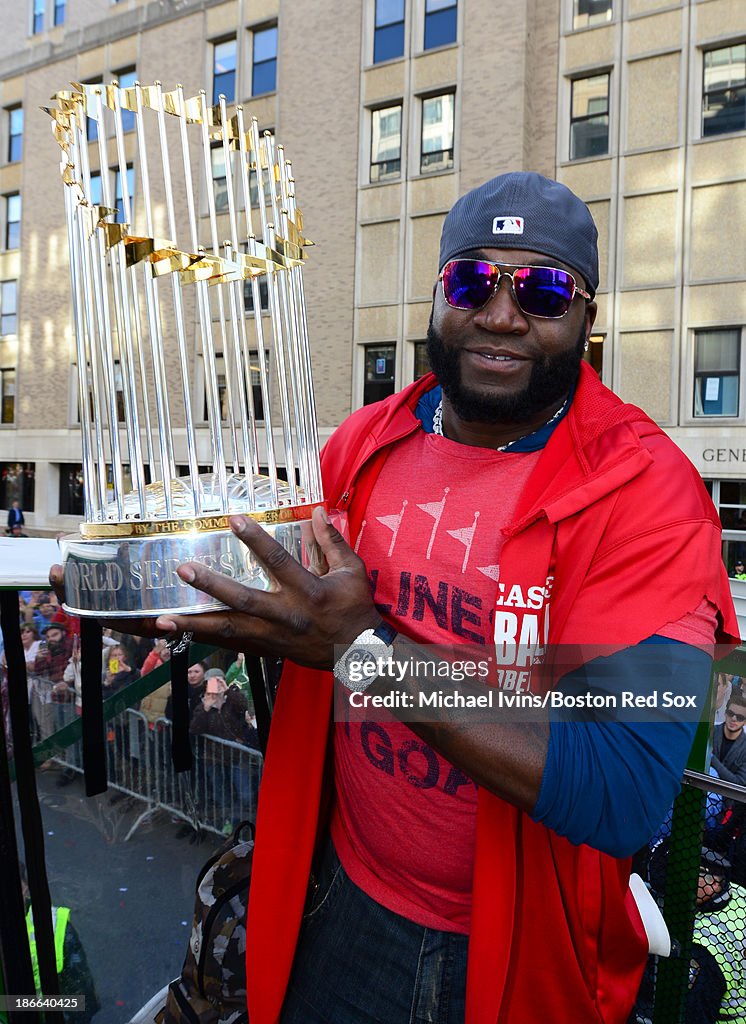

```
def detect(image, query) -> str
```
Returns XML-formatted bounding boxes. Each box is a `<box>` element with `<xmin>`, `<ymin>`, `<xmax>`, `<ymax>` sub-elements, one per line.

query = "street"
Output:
<box><xmin>18</xmin><ymin>770</ymin><xmax>224</xmax><ymax>1022</ymax></box>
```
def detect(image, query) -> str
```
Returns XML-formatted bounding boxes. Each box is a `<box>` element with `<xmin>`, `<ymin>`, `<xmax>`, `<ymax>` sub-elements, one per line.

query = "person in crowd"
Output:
<box><xmin>711</xmin><ymin>691</ymin><xmax>746</xmax><ymax>789</ymax></box>
<box><xmin>119</xmin><ymin>631</ymin><xmax>157</xmax><ymax>672</ymax></box>
<box><xmin>713</xmin><ymin>673</ymin><xmax>739</xmax><ymax>727</ymax></box>
<box><xmin>103</xmin><ymin>643</ymin><xmax>139</xmax><ymax>694</ymax></box>
<box><xmin>140</xmin><ymin>636</ymin><xmax>170</xmax><ymax>676</ymax></box>
<box><xmin>24</xmin><ymin>593</ymin><xmax>59</xmax><ymax>633</ymax></box>
<box><xmin>55</xmin><ymin>171</ymin><xmax>739</xmax><ymax>1023</ymax></box>
<box><xmin>19</xmin><ymin>623</ymin><xmax>41</xmax><ymax>669</ymax></box>
<box><xmin>189</xmin><ymin>669</ymin><xmax>255</xmax><ymax>828</ymax></box>
<box><xmin>21</xmin><ymin>866</ymin><xmax>100</xmax><ymax>1023</ymax></box>
<box><xmin>0</xmin><ymin>619</ymin><xmax>41</xmax><ymax>758</ymax></box>
<box><xmin>101</xmin><ymin>643</ymin><xmax>140</xmax><ymax>786</ymax></box>
<box><xmin>32</xmin><ymin>621</ymin><xmax>74</xmax><ymax>755</ymax></box>
<box><xmin>165</xmin><ymin>660</ymin><xmax>208</xmax><ymax>721</ymax></box>
<box><xmin>692</xmin><ymin>848</ymin><xmax>746</xmax><ymax>1022</ymax></box>
<box><xmin>6</xmin><ymin>498</ymin><xmax>24</xmax><ymax>534</ymax></box>
<box><xmin>225</xmin><ymin>651</ymin><xmax>250</xmax><ymax>692</ymax></box>
<box><xmin>732</xmin><ymin>561</ymin><xmax>746</xmax><ymax>580</ymax></box>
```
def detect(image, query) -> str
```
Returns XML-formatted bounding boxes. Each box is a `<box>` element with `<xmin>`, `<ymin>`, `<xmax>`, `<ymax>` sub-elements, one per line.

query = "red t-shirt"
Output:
<box><xmin>332</xmin><ymin>431</ymin><xmax>540</xmax><ymax>932</ymax></box>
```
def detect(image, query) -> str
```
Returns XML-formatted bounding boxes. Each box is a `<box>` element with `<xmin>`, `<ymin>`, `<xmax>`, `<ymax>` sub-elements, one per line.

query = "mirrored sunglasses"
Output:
<box><xmin>439</xmin><ymin>258</ymin><xmax>591</xmax><ymax>319</ymax></box>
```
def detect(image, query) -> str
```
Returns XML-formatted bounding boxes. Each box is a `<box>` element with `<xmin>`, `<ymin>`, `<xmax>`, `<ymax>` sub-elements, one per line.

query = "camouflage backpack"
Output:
<box><xmin>159</xmin><ymin>822</ymin><xmax>254</xmax><ymax>1024</ymax></box>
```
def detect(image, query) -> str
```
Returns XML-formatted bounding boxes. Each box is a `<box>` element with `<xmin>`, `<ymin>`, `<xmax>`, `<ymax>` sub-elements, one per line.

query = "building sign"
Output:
<box><xmin>668</xmin><ymin>429</ymin><xmax>746</xmax><ymax>479</ymax></box>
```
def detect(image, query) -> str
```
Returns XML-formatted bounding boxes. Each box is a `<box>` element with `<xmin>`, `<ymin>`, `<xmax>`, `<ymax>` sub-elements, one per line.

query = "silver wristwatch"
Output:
<box><xmin>334</xmin><ymin>621</ymin><xmax>398</xmax><ymax>692</ymax></box>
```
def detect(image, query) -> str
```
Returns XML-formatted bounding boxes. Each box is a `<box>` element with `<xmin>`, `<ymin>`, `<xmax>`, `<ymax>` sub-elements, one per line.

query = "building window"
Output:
<box><xmin>59</xmin><ymin>464</ymin><xmax>84</xmax><ymax>516</ymax></box>
<box><xmin>32</xmin><ymin>0</ymin><xmax>44</xmax><ymax>34</ymax></box>
<box><xmin>0</xmin><ymin>463</ymin><xmax>35</xmax><ymax>511</ymax></box>
<box><xmin>708</xmin><ymin>479</ymin><xmax>746</xmax><ymax>573</ymax></box>
<box><xmin>570</xmin><ymin>73</ymin><xmax>609</xmax><ymax>160</ymax></box>
<box><xmin>211</xmin><ymin>144</ymin><xmax>229</xmax><ymax>212</ymax></box>
<box><xmin>374</xmin><ymin>0</ymin><xmax>405</xmax><ymax>64</ymax></box>
<box><xmin>573</xmin><ymin>0</ymin><xmax>612</xmax><ymax>30</ymax></box>
<box><xmin>0</xmin><ymin>368</ymin><xmax>14</xmax><ymax>424</ymax></box>
<box><xmin>371</xmin><ymin>104</ymin><xmax>402</xmax><ymax>182</ymax></box>
<box><xmin>7</xmin><ymin>107</ymin><xmax>22</xmax><ymax>163</ymax></box>
<box><xmin>89</xmin><ymin>171</ymin><xmax>102</xmax><ymax>206</ymax></box>
<box><xmin>702</xmin><ymin>44</ymin><xmax>746</xmax><ymax>138</ymax></box>
<box><xmin>213</xmin><ymin>38</ymin><xmax>237</xmax><ymax>105</ymax></box>
<box><xmin>244</xmin><ymin>276</ymin><xmax>269</xmax><ymax>314</ymax></box>
<box><xmin>420</xmin><ymin>92</ymin><xmax>455</xmax><ymax>173</ymax></box>
<box><xmin>363</xmin><ymin>345</ymin><xmax>395</xmax><ymax>405</ymax></box>
<box><xmin>203</xmin><ymin>352</ymin><xmax>267</xmax><ymax>422</ymax></box>
<box><xmin>252</xmin><ymin>25</ymin><xmax>278</xmax><ymax>96</ymax></box>
<box><xmin>693</xmin><ymin>329</ymin><xmax>740</xmax><ymax>417</ymax></box>
<box><xmin>413</xmin><ymin>341</ymin><xmax>430</xmax><ymax>379</ymax></box>
<box><xmin>53</xmin><ymin>0</ymin><xmax>64</xmax><ymax>25</ymax></box>
<box><xmin>424</xmin><ymin>0</ymin><xmax>457</xmax><ymax>50</ymax></box>
<box><xmin>5</xmin><ymin>194</ymin><xmax>21</xmax><ymax>250</ymax></box>
<box><xmin>1</xmin><ymin>281</ymin><xmax>17</xmax><ymax>335</ymax></box>
<box><xmin>116</xmin><ymin>68</ymin><xmax>137</xmax><ymax>132</ymax></box>
<box><xmin>84</xmin><ymin>81</ymin><xmax>102</xmax><ymax>143</ymax></box>
<box><xmin>114</xmin><ymin>165</ymin><xmax>134</xmax><ymax>222</ymax></box>
<box><xmin>248</xmin><ymin>350</ymin><xmax>267</xmax><ymax>420</ymax></box>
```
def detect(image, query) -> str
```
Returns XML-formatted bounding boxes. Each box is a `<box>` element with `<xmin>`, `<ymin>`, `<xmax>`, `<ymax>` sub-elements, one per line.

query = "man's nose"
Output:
<box><xmin>472</xmin><ymin>273</ymin><xmax>529</xmax><ymax>332</ymax></box>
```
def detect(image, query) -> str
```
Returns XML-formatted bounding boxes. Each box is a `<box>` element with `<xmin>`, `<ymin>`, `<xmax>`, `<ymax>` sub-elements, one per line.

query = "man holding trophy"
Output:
<box><xmin>48</xmin><ymin>75</ymin><xmax>737</xmax><ymax>1024</ymax></box>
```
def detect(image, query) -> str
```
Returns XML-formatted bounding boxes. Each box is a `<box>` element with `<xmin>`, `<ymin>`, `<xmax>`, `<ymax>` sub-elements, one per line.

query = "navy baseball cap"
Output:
<box><xmin>438</xmin><ymin>172</ymin><xmax>599</xmax><ymax>297</ymax></box>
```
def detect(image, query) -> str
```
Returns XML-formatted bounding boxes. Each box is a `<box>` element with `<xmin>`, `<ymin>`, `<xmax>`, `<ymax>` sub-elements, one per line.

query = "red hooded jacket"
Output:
<box><xmin>246</xmin><ymin>363</ymin><xmax>739</xmax><ymax>1024</ymax></box>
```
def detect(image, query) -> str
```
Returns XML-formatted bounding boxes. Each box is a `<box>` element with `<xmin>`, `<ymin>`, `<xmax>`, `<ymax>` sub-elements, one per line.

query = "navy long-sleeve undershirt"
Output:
<box><xmin>531</xmin><ymin>637</ymin><xmax>712</xmax><ymax>857</ymax></box>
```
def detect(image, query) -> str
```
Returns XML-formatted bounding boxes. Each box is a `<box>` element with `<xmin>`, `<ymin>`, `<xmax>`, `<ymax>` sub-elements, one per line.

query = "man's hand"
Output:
<box><xmin>154</xmin><ymin>508</ymin><xmax>378</xmax><ymax>668</ymax></box>
<box><xmin>52</xmin><ymin>507</ymin><xmax>379</xmax><ymax>670</ymax></box>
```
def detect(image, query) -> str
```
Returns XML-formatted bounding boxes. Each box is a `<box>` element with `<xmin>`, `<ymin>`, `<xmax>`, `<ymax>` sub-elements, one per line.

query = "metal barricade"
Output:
<box><xmin>57</xmin><ymin>707</ymin><xmax>263</xmax><ymax>839</ymax></box>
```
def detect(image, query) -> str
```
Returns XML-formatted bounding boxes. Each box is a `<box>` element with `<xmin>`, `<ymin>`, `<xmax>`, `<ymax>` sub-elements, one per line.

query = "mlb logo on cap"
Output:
<box><xmin>492</xmin><ymin>216</ymin><xmax>524</xmax><ymax>235</ymax></box>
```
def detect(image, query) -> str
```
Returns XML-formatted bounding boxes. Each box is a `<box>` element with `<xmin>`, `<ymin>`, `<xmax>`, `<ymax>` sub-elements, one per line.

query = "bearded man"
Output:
<box><xmin>67</xmin><ymin>173</ymin><xmax>739</xmax><ymax>1024</ymax></box>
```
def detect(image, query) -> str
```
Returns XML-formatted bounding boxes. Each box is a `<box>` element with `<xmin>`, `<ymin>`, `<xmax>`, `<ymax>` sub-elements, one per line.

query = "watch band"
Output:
<box><xmin>334</xmin><ymin>620</ymin><xmax>398</xmax><ymax>692</ymax></box>
<box><xmin>372</xmin><ymin>620</ymin><xmax>397</xmax><ymax>646</ymax></box>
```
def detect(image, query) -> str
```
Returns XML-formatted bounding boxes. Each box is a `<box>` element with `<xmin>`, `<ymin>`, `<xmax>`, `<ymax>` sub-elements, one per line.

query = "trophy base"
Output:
<box><xmin>60</xmin><ymin>520</ymin><xmax>307</xmax><ymax>618</ymax></box>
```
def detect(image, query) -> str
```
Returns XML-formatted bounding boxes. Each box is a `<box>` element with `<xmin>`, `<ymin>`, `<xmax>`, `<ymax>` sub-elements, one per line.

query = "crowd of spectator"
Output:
<box><xmin>0</xmin><ymin>591</ymin><xmax>261</xmax><ymax>824</ymax></box>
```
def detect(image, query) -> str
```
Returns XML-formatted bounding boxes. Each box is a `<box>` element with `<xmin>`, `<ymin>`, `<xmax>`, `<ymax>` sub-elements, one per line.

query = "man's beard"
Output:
<box><xmin>426</xmin><ymin>320</ymin><xmax>586</xmax><ymax>425</ymax></box>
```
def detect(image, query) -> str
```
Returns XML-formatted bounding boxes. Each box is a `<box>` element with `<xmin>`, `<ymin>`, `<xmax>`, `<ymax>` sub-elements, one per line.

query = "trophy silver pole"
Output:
<box><xmin>61</xmin><ymin>132</ymin><xmax>99</xmax><ymax>521</ymax></box>
<box><xmin>217</xmin><ymin>94</ymin><xmax>259</xmax><ymax>497</ymax></box>
<box><xmin>285</xmin><ymin>167</ymin><xmax>323</xmax><ymax>503</ymax></box>
<box><xmin>134</xmin><ymin>81</ymin><xmax>177</xmax><ymax>514</ymax></box>
<box><xmin>251</xmin><ymin>121</ymin><xmax>298</xmax><ymax>504</ymax></box>
<box><xmin>236</xmin><ymin>107</ymin><xmax>278</xmax><ymax>507</ymax></box>
<box><xmin>74</xmin><ymin>109</ymin><xmax>118</xmax><ymax>516</ymax></box>
<box><xmin>105</xmin><ymin>83</ymin><xmax>147</xmax><ymax>519</ymax></box>
<box><xmin>153</xmin><ymin>80</ymin><xmax>214</xmax><ymax>515</ymax></box>
<box><xmin>112</xmin><ymin>80</ymin><xmax>156</xmax><ymax>487</ymax></box>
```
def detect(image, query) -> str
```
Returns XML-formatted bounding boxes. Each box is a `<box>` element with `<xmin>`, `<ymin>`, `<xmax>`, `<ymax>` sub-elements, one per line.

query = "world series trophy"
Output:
<box><xmin>46</xmin><ymin>80</ymin><xmax>323</xmax><ymax>616</ymax></box>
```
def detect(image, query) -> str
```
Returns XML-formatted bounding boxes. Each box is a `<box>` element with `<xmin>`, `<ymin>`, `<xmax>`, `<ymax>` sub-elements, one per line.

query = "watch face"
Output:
<box><xmin>340</xmin><ymin>646</ymin><xmax>382</xmax><ymax>692</ymax></box>
<box><xmin>347</xmin><ymin>647</ymin><xmax>379</xmax><ymax>668</ymax></box>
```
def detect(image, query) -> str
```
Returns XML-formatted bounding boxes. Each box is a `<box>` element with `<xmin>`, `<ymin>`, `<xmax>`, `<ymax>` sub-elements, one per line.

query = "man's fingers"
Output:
<box><xmin>154</xmin><ymin>610</ymin><xmax>265</xmax><ymax>651</ymax></box>
<box><xmin>100</xmin><ymin>616</ymin><xmax>162</xmax><ymax>639</ymax></box>
<box><xmin>229</xmin><ymin>515</ymin><xmax>314</xmax><ymax>586</ymax></box>
<box><xmin>174</xmin><ymin>559</ymin><xmax>291</xmax><ymax>623</ymax></box>
<box><xmin>310</xmin><ymin>506</ymin><xmax>362</xmax><ymax>573</ymax></box>
<box><xmin>49</xmin><ymin>563</ymin><xmax>66</xmax><ymax>605</ymax></box>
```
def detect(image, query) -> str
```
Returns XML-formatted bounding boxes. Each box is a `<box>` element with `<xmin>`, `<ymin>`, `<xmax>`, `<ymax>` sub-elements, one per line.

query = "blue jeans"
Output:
<box><xmin>281</xmin><ymin>841</ymin><xmax>468</xmax><ymax>1024</ymax></box>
